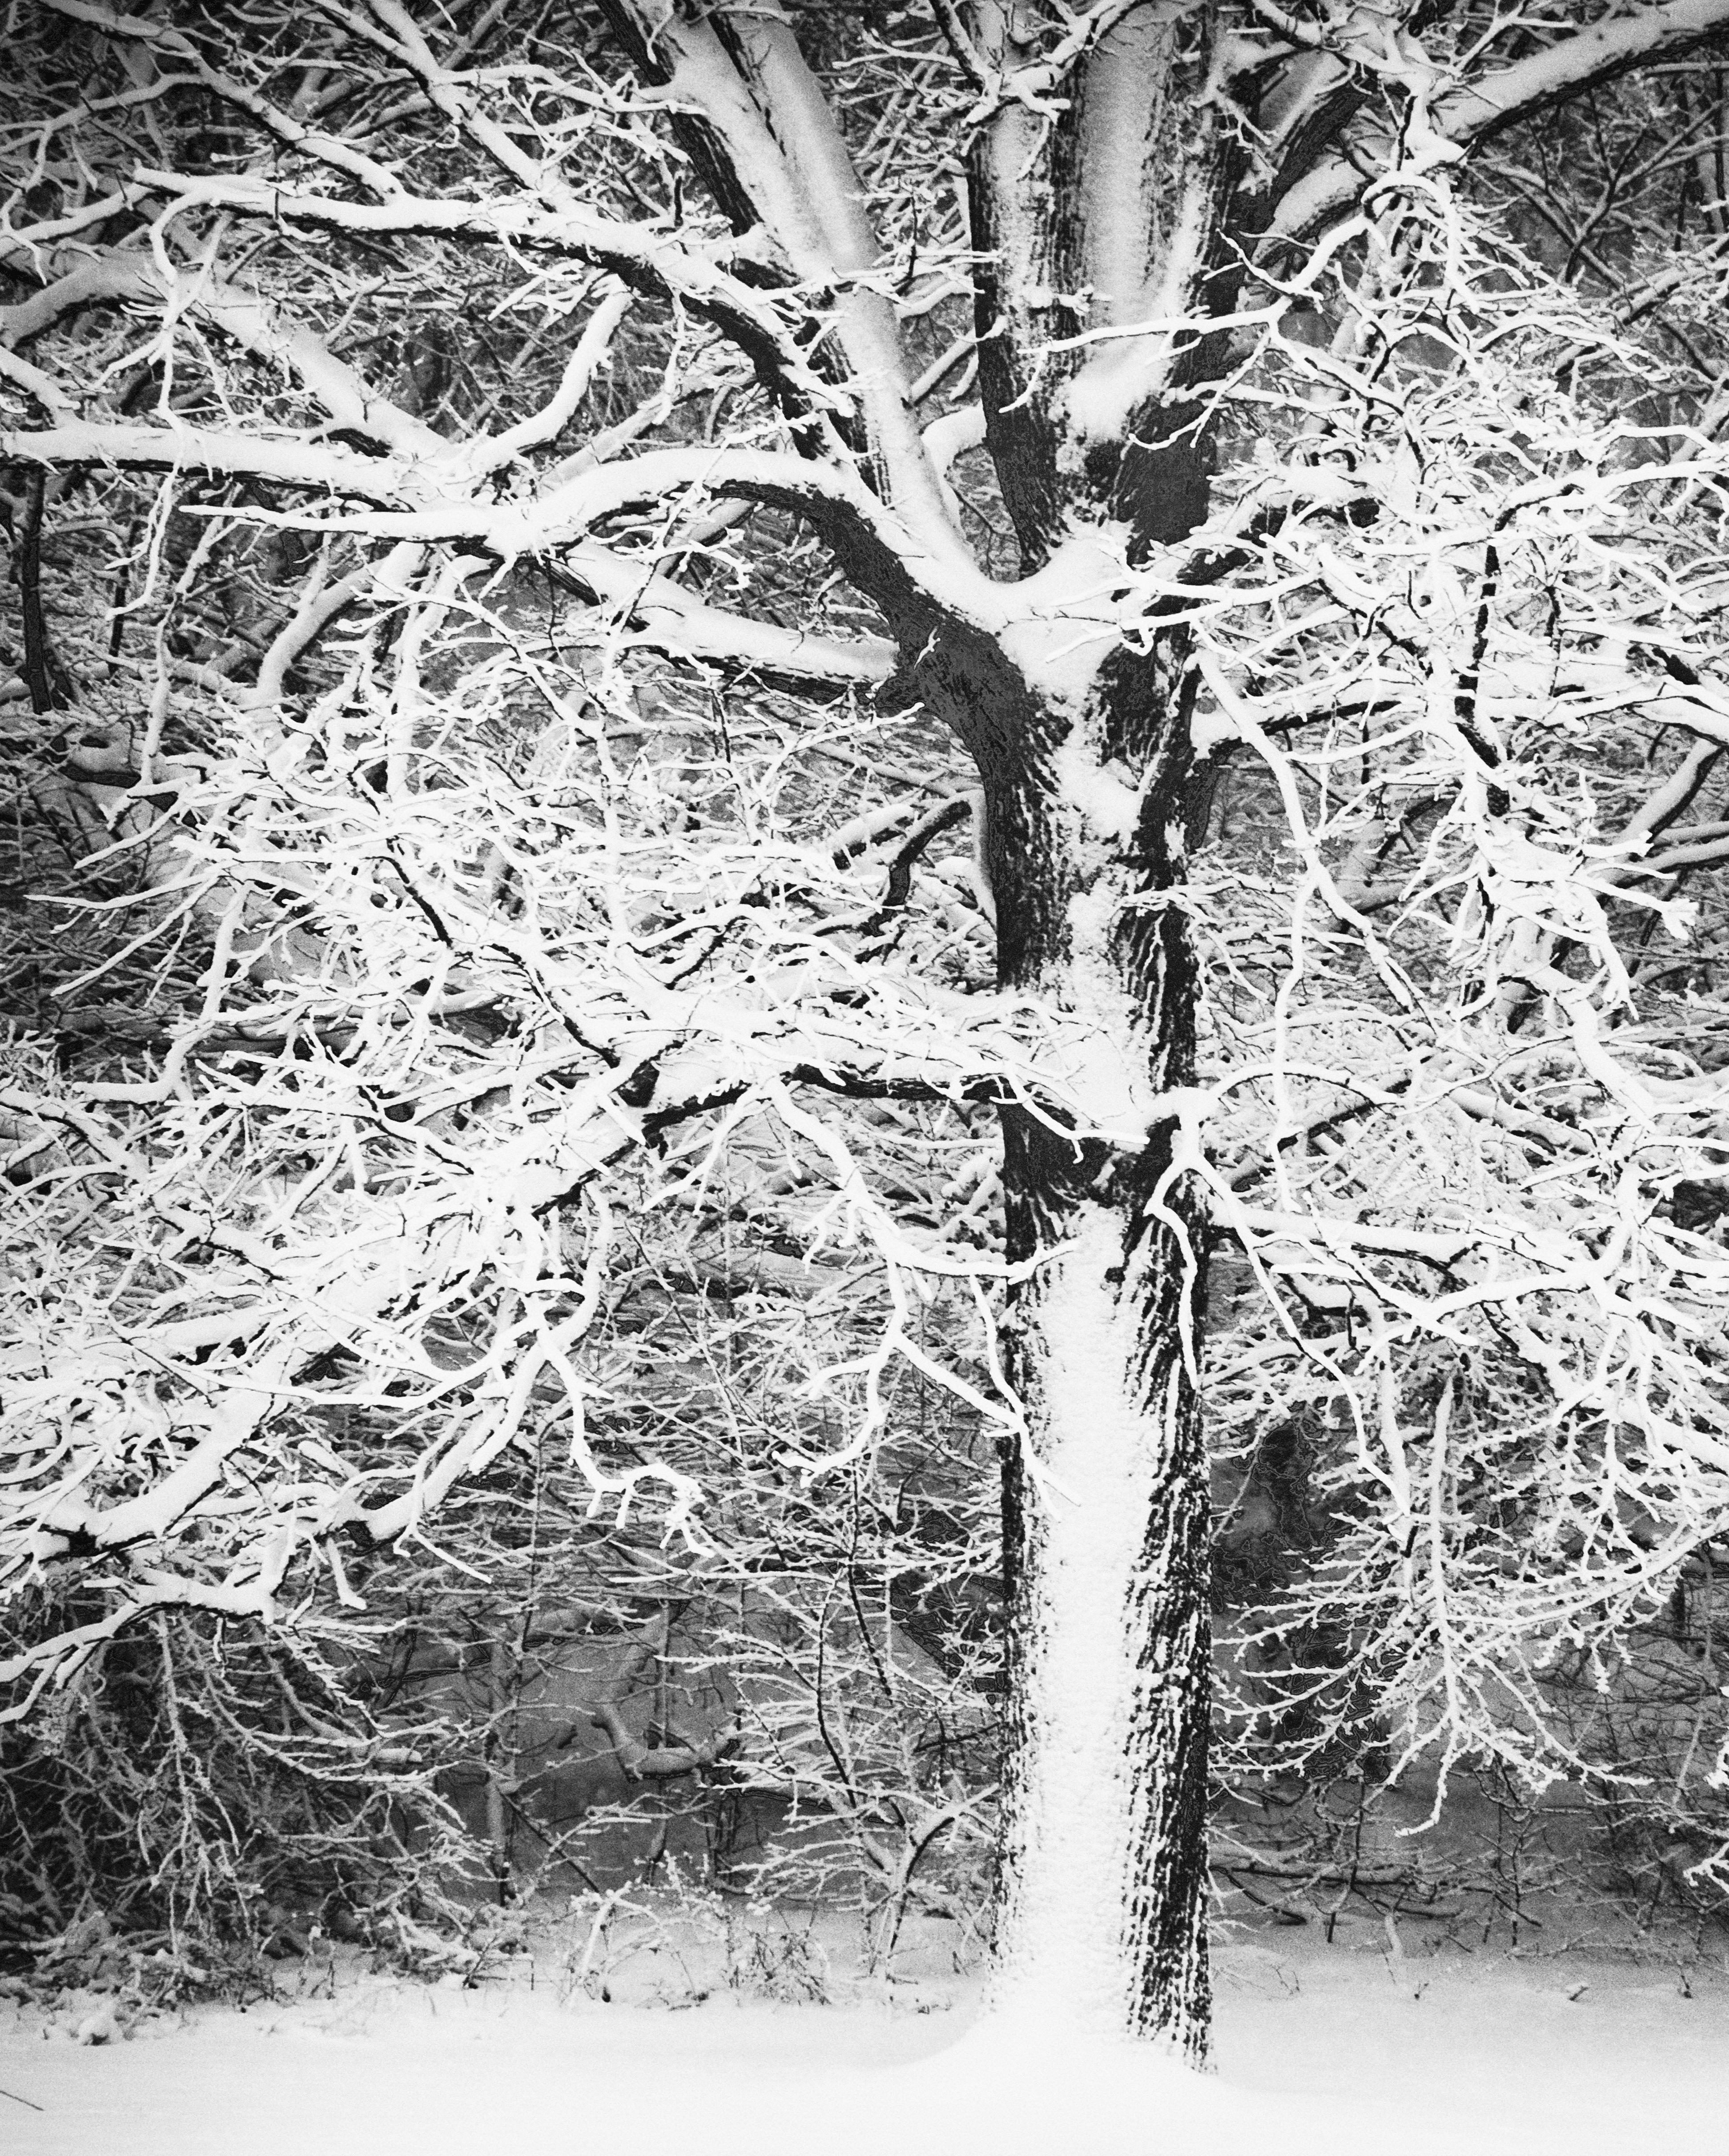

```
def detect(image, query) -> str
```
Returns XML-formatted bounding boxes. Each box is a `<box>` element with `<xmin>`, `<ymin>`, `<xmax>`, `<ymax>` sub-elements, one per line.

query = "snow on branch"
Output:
<box><xmin>1270</xmin><ymin>0</ymin><xmax>1729</xmax><ymax>241</ymax></box>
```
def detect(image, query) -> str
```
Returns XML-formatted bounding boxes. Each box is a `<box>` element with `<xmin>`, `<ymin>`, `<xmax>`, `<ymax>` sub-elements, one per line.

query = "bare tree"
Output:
<box><xmin>8</xmin><ymin>0</ymin><xmax>1729</xmax><ymax>2059</ymax></box>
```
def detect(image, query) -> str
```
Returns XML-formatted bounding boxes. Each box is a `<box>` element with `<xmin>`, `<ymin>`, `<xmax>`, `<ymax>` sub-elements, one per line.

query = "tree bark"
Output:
<box><xmin>993</xmin><ymin>1188</ymin><xmax>1212</xmax><ymax>2056</ymax></box>
<box><xmin>934</xmin><ymin>636</ymin><xmax>1213</xmax><ymax>2055</ymax></box>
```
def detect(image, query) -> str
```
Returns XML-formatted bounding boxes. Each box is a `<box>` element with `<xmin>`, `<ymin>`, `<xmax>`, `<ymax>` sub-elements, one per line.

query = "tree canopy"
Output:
<box><xmin>6</xmin><ymin>0</ymin><xmax>1729</xmax><ymax>2054</ymax></box>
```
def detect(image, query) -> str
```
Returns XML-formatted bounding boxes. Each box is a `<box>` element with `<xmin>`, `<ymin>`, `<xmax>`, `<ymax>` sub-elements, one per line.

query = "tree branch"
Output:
<box><xmin>1271</xmin><ymin>0</ymin><xmax>1729</xmax><ymax>241</ymax></box>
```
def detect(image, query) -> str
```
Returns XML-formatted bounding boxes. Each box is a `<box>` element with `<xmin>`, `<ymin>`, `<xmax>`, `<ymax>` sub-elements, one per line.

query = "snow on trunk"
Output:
<box><xmin>975</xmin><ymin>656</ymin><xmax>1213</xmax><ymax>2058</ymax></box>
<box><xmin>991</xmin><ymin>1200</ymin><xmax>1212</xmax><ymax>2059</ymax></box>
<box><xmin>921</xmin><ymin>571</ymin><xmax>1212</xmax><ymax>2051</ymax></box>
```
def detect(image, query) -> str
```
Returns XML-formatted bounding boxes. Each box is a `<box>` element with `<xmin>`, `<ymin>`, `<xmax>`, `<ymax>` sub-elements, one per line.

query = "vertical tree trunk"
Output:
<box><xmin>979</xmin><ymin>648</ymin><xmax>1213</xmax><ymax>2058</ymax></box>
<box><xmin>991</xmin><ymin>1189</ymin><xmax>1211</xmax><ymax>2056</ymax></box>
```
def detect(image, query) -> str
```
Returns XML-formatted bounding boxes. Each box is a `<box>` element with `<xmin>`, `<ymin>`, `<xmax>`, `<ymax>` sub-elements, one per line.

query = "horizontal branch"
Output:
<box><xmin>124</xmin><ymin>167</ymin><xmax>848</xmax><ymax>429</ymax></box>
<box><xmin>0</xmin><ymin>418</ymin><xmax>402</xmax><ymax>499</ymax></box>
<box><xmin>1270</xmin><ymin>0</ymin><xmax>1729</xmax><ymax>241</ymax></box>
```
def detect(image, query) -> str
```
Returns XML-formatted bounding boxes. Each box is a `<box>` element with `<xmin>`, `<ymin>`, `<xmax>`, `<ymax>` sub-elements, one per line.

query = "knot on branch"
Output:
<box><xmin>587</xmin><ymin>1700</ymin><xmax>741</xmax><ymax>1782</ymax></box>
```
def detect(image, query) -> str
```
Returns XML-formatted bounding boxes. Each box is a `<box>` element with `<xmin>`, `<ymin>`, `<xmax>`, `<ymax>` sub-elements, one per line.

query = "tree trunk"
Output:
<box><xmin>993</xmin><ymin>1201</ymin><xmax>1211</xmax><ymax>2054</ymax></box>
<box><xmin>978</xmin><ymin>652</ymin><xmax>1213</xmax><ymax>2058</ymax></box>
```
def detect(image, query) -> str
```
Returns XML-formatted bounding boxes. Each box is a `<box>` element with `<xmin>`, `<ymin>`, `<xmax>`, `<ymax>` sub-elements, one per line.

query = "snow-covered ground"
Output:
<box><xmin>2</xmin><ymin>1922</ymin><xmax>1724</xmax><ymax>2156</ymax></box>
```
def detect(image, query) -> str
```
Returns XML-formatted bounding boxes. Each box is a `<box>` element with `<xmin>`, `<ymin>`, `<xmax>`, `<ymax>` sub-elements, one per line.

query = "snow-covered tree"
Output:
<box><xmin>8</xmin><ymin>0</ymin><xmax>1729</xmax><ymax>2058</ymax></box>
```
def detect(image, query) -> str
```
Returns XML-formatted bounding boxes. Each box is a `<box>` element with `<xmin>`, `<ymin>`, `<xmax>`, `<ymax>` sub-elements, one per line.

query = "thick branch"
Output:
<box><xmin>1271</xmin><ymin>0</ymin><xmax>1729</xmax><ymax>241</ymax></box>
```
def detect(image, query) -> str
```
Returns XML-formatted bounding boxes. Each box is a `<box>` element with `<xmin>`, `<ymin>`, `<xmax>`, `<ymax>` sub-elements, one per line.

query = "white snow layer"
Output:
<box><xmin>990</xmin><ymin>1207</ymin><xmax>1181</xmax><ymax>2030</ymax></box>
<box><xmin>3</xmin><ymin>1934</ymin><xmax>1724</xmax><ymax>2156</ymax></box>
